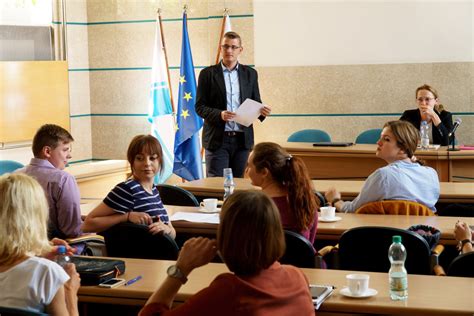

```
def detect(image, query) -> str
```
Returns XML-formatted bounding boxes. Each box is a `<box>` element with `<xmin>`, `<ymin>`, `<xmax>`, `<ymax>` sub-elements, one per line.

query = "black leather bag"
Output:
<box><xmin>70</xmin><ymin>256</ymin><xmax>126</xmax><ymax>285</ymax></box>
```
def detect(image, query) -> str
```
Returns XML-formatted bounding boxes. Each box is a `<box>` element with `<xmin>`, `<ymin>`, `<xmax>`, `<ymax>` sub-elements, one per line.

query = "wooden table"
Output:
<box><xmin>178</xmin><ymin>177</ymin><xmax>474</xmax><ymax>204</ymax></box>
<box><xmin>80</xmin><ymin>202</ymin><xmax>472</xmax><ymax>246</ymax></box>
<box><xmin>78</xmin><ymin>257</ymin><xmax>474</xmax><ymax>315</ymax></box>
<box><xmin>282</xmin><ymin>142</ymin><xmax>474</xmax><ymax>182</ymax></box>
<box><xmin>66</xmin><ymin>160</ymin><xmax>130</xmax><ymax>199</ymax></box>
<box><xmin>449</xmin><ymin>149</ymin><xmax>474</xmax><ymax>182</ymax></box>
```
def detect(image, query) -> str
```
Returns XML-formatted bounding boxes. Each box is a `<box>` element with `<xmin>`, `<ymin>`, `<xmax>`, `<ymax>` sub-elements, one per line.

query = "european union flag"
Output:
<box><xmin>173</xmin><ymin>12</ymin><xmax>203</xmax><ymax>181</ymax></box>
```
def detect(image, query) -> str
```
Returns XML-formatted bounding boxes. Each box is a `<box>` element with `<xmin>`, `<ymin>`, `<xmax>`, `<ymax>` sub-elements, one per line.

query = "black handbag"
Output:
<box><xmin>70</xmin><ymin>256</ymin><xmax>126</xmax><ymax>285</ymax></box>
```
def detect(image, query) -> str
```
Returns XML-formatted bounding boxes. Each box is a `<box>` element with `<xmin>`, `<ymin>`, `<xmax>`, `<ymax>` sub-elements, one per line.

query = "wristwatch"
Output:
<box><xmin>167</xmin><ymin>265</ymin><xmax>188</xmax><ymax>284</ymax></box>
<box><xmin>332</xmin><ymin>198</ymin><xmax>342</xmax><ymax>206</ymax></box>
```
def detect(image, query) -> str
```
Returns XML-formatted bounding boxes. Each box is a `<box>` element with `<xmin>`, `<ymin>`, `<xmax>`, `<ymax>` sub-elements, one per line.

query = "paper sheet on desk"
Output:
<box><xmin>231</xmin><ymin>98</ymin><xmax>263</xmax><ymax>127</ymax></box>
<box><xmin>170</xmin><ymin>212</ymin><xmax>220</xmax><ymax>224</ymax></box>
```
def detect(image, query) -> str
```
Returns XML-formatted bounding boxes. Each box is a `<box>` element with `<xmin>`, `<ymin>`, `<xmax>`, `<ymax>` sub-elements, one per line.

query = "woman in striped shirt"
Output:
<box><xmin>83</xmin><ymin>135</ymin><xmax>175</xmax><ymax>238</ymax></box>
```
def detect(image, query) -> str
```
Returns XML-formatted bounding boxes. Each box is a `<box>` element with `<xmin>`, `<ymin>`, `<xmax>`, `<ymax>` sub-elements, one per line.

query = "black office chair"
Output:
<box><xmin>156</xmin><ymin>184</ymin><xmax>199</xmax><ymax>206</ymax></box>
<box><xmin>333</xmin><ymin>226</ymin><xmax>440</xmax><ymax>275</ymax></box>
<box><xmin>102</xmin><ymin>222</ymin><xmax>179</xmax><ymax>260</ymax></box>
<box><xmin>446</xmin><ymin>252</ymin><xmax>474</xmax><ymax>277</ymax></box>
<box><xmin>314</xmin><ymin>191</ymin><xmax>326</xmax><ymax>206</ymax></box>
<box><xmin>280</xmin><ymin>230</ymin><xmax>317</xmax><ymax>268</ymax></box>
<box><xmin>0</xmin><ymin>306</ymin><xmax>48</xmax><ymax>316</ymax></box>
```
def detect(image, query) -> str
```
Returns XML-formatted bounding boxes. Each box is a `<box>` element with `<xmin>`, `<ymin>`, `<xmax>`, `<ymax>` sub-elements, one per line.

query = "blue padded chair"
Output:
<box><xmin>355</xmin><ymin>129</ymin><xmax>382</xmax><ymax>144</ymax></box>
<box><xmin>287</xmin><ymin>129</ymin><xmax>331</xmax><ymax>143</ymax></box>
<box><xmin>0</xmin><ymin>160</ymin><xmax>24</xmax><ymax>175</ymax></box>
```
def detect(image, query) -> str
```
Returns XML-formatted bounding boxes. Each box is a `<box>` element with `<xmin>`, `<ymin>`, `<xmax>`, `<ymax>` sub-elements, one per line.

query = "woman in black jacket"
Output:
<box><xmin>400</xmin><ymin>84</ymin><xmax>453</xmax><ymax>145</ymax></box>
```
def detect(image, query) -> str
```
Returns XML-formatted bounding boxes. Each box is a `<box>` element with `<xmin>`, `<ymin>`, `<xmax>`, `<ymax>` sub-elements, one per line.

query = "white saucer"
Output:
<box><xmin>199</xmin><ymin>207</ymin><xmax>221</xmax><ymax>213</ymax></box>
<box><xmin>319</xmin><ymin>216</ymin><xmax>342</xmax><ymax>223</ymax></box>
<box><xmin>339</xmin><ymin>287</ymin><xmax>377</xmax><ymax>298</ymax></box>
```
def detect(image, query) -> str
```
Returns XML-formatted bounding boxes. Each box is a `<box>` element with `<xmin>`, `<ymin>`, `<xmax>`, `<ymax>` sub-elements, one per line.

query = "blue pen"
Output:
<box><xmin>125</xmin><ymin>275</ymin><xmax>142</xmax><ymax>286</ymax></box>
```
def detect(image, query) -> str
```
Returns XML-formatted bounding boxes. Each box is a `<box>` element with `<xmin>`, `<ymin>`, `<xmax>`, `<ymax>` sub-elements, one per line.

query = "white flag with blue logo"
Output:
<box><xmin>148</xmin><ymin>17</ymin><xmax>175</xmax><ymax>184</ymax></box>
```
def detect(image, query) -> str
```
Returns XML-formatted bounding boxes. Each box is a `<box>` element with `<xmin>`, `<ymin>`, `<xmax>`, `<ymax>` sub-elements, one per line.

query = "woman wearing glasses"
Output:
<box><xmin>400</xmin><ymin>84</ymin><xmax>453</xmax><ymax>145</ymax></box>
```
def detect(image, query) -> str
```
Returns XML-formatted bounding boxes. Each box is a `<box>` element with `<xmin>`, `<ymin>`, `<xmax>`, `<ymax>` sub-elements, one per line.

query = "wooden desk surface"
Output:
<box><xmin>178</xmin><ymin>177</ymin><xmax>474</xmax><ymax>203</ymax></box>
<box><xmin>66</xmin><ymin>160</ymin><xmax>129</xmax><ymax>180</ymax></box>
<box><xmin>282</xmin><ymin>142</ymin><xmax>462</xmax><ymax>182</ymax></box>
<box><xmin>80</xmin><ymin>202</ymin><xmax>472</xmax><ymax>245</ymax></box>
<box><xmin>67</xmin><ymin>160</ymin><xmax>130</xmax><ymax>199</ymax></box>
<box><xmin>78</xmin><ymin>257</ymin><xmax>474</xmax><ymax>315</ymax></box>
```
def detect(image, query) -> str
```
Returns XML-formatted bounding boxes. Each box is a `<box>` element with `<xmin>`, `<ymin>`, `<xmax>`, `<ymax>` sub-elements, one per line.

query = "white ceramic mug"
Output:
<box><xmin>200</xmin><ymin>198</ymin><xmax>218</xmax><ymax>212</ymax></box>
<box><xmin>320</xmin><ymin>206</ymin><xmax>336</xmax><ymax>219</ymax></box>
<box><xmin>346</xmin><ymin>274</ymin><xmax>369</xmax><ymax>296</ymax></box>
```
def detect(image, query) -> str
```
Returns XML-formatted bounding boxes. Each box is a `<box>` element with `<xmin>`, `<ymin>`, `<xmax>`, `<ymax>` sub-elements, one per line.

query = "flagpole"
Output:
<box><xmin>157</xmin><ymin>8</ymin><xmax>175</xmax><ymax>113</ymax></box>
<box><xmin>214</xmin><ymin>8</ymin><xmax>229</xmax><ymax>65</ymax></box>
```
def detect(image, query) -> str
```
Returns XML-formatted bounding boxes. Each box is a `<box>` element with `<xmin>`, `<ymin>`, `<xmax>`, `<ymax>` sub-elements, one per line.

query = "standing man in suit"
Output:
<box><xmin>196</xmin><ymin>31</ymin><xmax>271</xmax><ymax>177</ymax></box>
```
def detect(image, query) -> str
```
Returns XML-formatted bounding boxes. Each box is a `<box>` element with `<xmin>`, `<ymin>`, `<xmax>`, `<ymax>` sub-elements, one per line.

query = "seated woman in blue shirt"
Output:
<box><xmin>325</xmin><ymin>120</ymin><xmax>440</xmax><ymax>213</ymax></box>
<box><xmin>83</xmin><ymin>135</ymin><xmax>175</xmax><ymax>238</ymax></box>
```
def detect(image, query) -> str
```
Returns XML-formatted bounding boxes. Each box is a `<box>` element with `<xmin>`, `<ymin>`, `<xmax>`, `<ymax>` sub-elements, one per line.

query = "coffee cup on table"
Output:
<box><xmin>346</xmin><ymin>274</ymin><xmax>369</xmax><ymax>296</ymax></box>
<box><xmin>200</xmin><ymin>198</ymin><xmax>218</xmax><ymax>212</ymax></box>
<box><xmin>320</xmin><ymin>206</ymin><xmax>336</xmax><ymax>219</ymax></box>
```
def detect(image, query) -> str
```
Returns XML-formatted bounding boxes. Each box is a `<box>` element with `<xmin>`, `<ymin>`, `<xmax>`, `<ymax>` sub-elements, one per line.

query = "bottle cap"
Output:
<box><xmin>57</xmin><ymin>245</ymin><xmax>66</xmax><ymax>254</ymax></box>
<box><xmin>392</xmin><ymin>235</ymin><xmax>402</xmax><ymax>243</ymax></box>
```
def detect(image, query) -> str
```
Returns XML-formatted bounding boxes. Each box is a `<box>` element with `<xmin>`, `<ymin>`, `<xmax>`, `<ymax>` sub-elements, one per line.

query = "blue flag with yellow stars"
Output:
<box><xmin>173</xmin><ymin>11</ymin><xmax>203</xmax><ymax>181</ymax></box>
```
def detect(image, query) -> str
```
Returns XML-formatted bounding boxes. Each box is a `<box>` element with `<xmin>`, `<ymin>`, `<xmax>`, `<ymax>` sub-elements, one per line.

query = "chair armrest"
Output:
<box><xmin>66</xmin><ymin>234</ymin><xmax>104</xmax><ymax>245</ymax></box>
<box><xmin>430</xmin><ymin>244</ymin><xmax>445</xmax><ymax>274</ymax></box>
<box><xmin>432</xmin><ymin>244</ymin><xmax>445</xmax><ymax>256</ymax></box>
<box><xmin>318</xmin><ymin>244</ymin><xmax>338</xmax><ymax>257</ymax></box>
<box><xmin>433</xmin><ymin>264</ymin><xmax>446</xmax><ymax>276</ymax></box>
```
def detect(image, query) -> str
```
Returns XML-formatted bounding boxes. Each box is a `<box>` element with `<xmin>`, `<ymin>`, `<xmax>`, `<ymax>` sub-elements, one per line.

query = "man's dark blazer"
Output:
<box><xmin>400</xmin><ymin>109</ymin><xmax>453</xmax><ymax>146</ymax></box>
<box><xmin>196</xmin><ymin>63</ymin><xmax>264</xmax><ymax>151</ymax></box>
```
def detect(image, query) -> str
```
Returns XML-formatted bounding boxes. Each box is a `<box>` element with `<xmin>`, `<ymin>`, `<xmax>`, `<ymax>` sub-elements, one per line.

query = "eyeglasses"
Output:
<box><xmin>221</xmin><ymin>44</ymin><xmax>241</xmax><ymax>51</ymax></box>
<box><xmin>417</xmin><ymin>97</ymin><xmax>435</xmax><ymax>102</ymax></box>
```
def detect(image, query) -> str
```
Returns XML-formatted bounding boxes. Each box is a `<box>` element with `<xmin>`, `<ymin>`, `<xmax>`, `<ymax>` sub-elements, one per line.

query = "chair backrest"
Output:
<box><xmin>0</xmin><ymin>306</ymin><xmax>48</xmax><ymax>316</ymax></box>
<box><xmin>355</xmin><ymin>128</ymin><xmax>382</xmax><ymax>144</ymax></box>
<box><xmin>338</xmin><ymin>226</ymin><xmax>432</xmax><ymax>275</ymax></box>
<box><xmin>287</xmin><ymin>129</ymin><xmax>331</xmax><ymax>143</ymax></box>
<box><xmin>355</xmin><ymin>200</ymin><xmax>435</xmax><ymax>216</ymax></box>
<box><xmin>156</xmin><ymin>184</ymin><xmax>199</xmax><ymax>206</ymax></box>
<box><xmin>447</xmin><ymin>252</ymin><xmax>474</xmax><ymax>277</ymax></box>
<box><xmin>314</xmin><ymin>191</ymin><xmax>326</xmax><ymax>206</ymax></box>
<box><xmin>0</xmin><ymin>160</ymin><xmax>24</xmax><ymax>175</ymax></box>
<box><xmin>102</xmin><ymin>222</ymin><xmax>179</xmax><ymax>260</ymax></box>
<box><xmin>280</xmin><ymin>230</ymin><xmax>316</xmax><ymax>268</ymax></box>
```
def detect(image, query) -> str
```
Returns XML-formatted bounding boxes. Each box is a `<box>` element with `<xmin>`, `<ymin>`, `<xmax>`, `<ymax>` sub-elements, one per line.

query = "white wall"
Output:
<box><xmin>254</xmin><ymin>0</ymin><xmax>473</xmax><ymax>66</ymax></box>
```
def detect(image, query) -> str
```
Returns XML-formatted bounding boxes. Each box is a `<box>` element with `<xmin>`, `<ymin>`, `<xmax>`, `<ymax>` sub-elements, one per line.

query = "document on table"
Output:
<box><xmin>232</xmin><ymin>98</ymin><xmax>264</xmax><ymax>127</ymax></box>
<box><xmin>170</xmin><ymin>212</ymin><xmax>220</xmax><ymax>224</ymax></box>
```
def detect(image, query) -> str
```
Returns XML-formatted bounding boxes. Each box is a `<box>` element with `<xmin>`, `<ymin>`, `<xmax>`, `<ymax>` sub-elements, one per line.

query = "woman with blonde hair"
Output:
<box><xmin>325</xmin><ymin>120</ymin><xmax>440</xmax><ymax>213</ymax></box>
<box><xmin>0</xmin><ymin>173</ymin><xmax>80</xmax><ymax>315</ymax></box>
<box><xmin>246</xmin><ymin>142</ymin><xmax>319</xmax><ymax>244</ymax></box>
<box><xmin>139</xmin><ymin>191</ymin><xmax>314</xmax><ymax>316</ymax></box>
<box><xmin>400</xmin><ymin>84</ymin><xmax>453</xmax><ymax>145</ymax></box>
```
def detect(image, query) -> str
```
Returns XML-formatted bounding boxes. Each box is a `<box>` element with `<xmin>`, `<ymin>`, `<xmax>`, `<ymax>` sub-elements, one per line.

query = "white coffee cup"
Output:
<box><xmin>320</xmin><ymin>206</ymin><xmax>336</xmax><ymax>219</ymax></box>
<box><xmin>346</xmin><ymin>274</ymin><xmax>369</xmax><ymax>296</ymax></box>
<box><xmin>200</xmin><ymin>198</ymin><xmax>218</xmax><ymax>212</ymax></box>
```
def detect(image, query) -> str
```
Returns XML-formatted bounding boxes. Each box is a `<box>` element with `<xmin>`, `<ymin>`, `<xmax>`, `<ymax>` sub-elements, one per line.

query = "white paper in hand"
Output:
<box><xmin>232</xmin><ymin>98</ymin><xmax>264</xmax><ymax>127</ymax></box>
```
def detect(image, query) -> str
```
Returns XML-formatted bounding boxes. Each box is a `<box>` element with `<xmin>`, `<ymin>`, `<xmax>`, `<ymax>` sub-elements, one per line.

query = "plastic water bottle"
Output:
<box><xmin>55</xmin><ymin>245</ymin><xmax>71</xmax><ymax>268</ymax></box>
<box><xmin>420</xmin><ymin>120</ymin><xmax>429</xmax><ymax>149</ymax></box>
<box><xmin>388</xmin><ymin>235</ymin><xmax>408</xmax><ymax>300</ymax></box>
<box><xmin>223</xmin><ymin>168</ymin><xmax>235</xmax><ymax>201</ymax></box>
